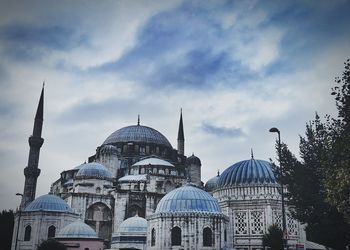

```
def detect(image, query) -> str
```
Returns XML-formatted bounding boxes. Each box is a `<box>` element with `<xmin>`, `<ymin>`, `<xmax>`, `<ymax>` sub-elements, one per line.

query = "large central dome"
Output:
<box><xmin>103</xmin><ymin>125</ymin><xmax>172</xmax><ymax>148</ymax></box>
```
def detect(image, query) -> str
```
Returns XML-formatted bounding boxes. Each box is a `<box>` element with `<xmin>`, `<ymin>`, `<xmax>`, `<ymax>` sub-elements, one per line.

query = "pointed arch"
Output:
<box><xmin>151</xmin><ymin>228</ymin><xmax>156</xmax><ymax>246</ymax></box>
<box><xmin>48</xmin><ymin>225</ymin><xmax>56</xmax><ymax>238</ymax></box>
<box><xmin>24</xmin><ymin>225</ymin><xmax>31</xmax><ymax>241</ymax></box>
<box><xmin>203</xmin><ymin>227</ymin><xmax>213</xmax><ymax>246</ymax></box>
<box><xmin>171</xmin><ymin>226</ymin><xmax>181</xmax><ymax>246</ymax></box>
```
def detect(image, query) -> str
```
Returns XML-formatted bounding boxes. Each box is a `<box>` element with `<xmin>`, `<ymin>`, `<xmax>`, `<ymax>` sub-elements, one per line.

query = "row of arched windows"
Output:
<box><xmin>23</xmin><ymin>225</ymin><xmax>56</xmax><ymax>241</ymax></box>
<box><xmin>151</xmin><ymin>226</ymin><xmax>214</xmax><ymax>247</ymax></box>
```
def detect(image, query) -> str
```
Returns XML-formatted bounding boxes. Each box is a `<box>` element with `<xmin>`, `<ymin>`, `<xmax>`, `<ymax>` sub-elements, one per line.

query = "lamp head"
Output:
<box><xmin>16</xmin><ymin>193</ymin><xmax>23</xmax><ymax>196</ymax></box>
<box><xmin>269</xmin><ymin>127</ymin><xmax>280</xmax><ymax>133</ymax></box>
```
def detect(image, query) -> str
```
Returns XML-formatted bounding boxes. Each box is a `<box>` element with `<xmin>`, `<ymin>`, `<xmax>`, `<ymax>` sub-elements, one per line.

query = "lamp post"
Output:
<box><xmin>269</xmin><ymin>127</ymin><xmax>287</xmax><ymax>250</ymax></box>
<box><xmin>14</xmin><ymin>193</ymin><xmax>23</xmax><ymax>250</ymax></box>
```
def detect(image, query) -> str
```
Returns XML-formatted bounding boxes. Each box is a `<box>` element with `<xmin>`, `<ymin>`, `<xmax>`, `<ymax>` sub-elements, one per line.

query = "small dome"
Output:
<box><xmin>205</xmin><ymin>173</ymin><xmax>220</xmax><ymax>192</ymax></box>
<box><xmin>155</xmin><ymin>184</ymin><xmax>221</xmax><ymax>214</ymax></box>
<box><xmin>118</xmin><ymin>215</ymin><xmax>147</xmax><ymax>233</ymax></box>
<box><xmin>186</xmin><ymin>154</ymin><xmax>201</xmax><ymax>166</ymax></box>
<box><xmin>73</xmin><ymin>163</ymin><xmax>85</xmax><ymax>170</ymax></box>
<box><xmin>132</xmin><ymin>157</ymin><xmax>174</xmax><ymax>167</ymax></box>
<box><xmin>76</xmin><ymin>162</ymin><xmax>112</xmax><ymax>179</ymax></box>
<box><xmin>218</xmin><ymin>159</ymin><xmax>276</xmax><ymax>187</ymax></box>
<box><xmin>25</xmin><ymin>194</ymin><xmax>72</xmax><ymax>212</ymax></box>
<box><xmin>100</xmin><ymin>144</ymin><xmax>118</xmax><ymax>155</ymax></box>
<box><xmin>57</xmin><ymin>220</ymin><xmax>98</xmax><ymax>238</ymax></box>
<box><xmin>103</xmin><ymin>125</ymin><xmax>172</xmax><ymax>148</ymax></box>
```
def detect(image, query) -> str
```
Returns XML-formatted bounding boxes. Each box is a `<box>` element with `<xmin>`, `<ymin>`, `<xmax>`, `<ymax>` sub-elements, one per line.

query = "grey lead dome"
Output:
<box><xmin>103</xmin><ymin>125</ymin><xmax>172</xmax><ymax>148</ymax></box>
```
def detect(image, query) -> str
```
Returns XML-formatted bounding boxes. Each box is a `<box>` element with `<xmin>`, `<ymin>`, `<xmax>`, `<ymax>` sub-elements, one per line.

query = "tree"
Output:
<box><xmin>263</xmin><ymin>224</ymin><xmax>283</xmax><ymax>250</ymax></box>
<box><xmin>326</xmin><ymin>59</ymin><xmax>350</xmax><ymax>221</ymax></box>
<box><xmin>37</xmin><ymin>239</ymin><xmax>67</xmax><ymax>250</ymax></box>
<box><xmin>0</xmin><ymin>210</ymin><xmax>14</xmax><ymax>250</ymax></box>
<box><xmin>271</xmin><ymin>60</ymin><xmax>350</xmax><ymax>249</ymax></box>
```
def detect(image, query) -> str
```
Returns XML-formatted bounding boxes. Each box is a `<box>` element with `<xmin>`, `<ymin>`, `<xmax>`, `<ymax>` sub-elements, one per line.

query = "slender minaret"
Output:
<box><xmin>177</xmin><ymin>108</ymin><xmax>185</xmax><ymax>155</ymax></box>
<box><xmin>20</xmin><ymin>85</ymin><xmax>44</xmax><ymax>209</ymax></box>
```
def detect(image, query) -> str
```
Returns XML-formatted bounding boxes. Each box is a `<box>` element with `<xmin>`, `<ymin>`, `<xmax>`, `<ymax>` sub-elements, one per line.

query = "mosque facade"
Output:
<box><xmin>12</xmin><ymin>87</ymin><xmax>306</xmax><ymax>250</ymax></box>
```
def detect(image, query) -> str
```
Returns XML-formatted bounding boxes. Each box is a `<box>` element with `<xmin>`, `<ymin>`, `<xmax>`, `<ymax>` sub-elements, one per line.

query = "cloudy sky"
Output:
<box><xmin>1</xmin><ymin>0</ymin><xmax>349</xmax><ymax>211</ymax></box>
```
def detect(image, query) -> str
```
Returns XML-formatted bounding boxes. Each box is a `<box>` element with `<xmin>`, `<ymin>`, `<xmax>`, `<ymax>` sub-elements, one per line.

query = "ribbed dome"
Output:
<box><xmin>186</xmin><ymin>153</ymin><xmax>201</xmax><ymax>166</ymax></box>
<box><xmin>103</xmin><ymin>125</ymin><xmax>172</xmax><ymax>148</ymax></box>
<box><xmin>57</xmin><ymin>220</ymin><xmax>98</xmax><ymax>238</ymax></box>
<box><xmin>76</xmin><ymin>162</ymin><xmax>112</xmax><ymax>179</ymax></box>
<box><xmin>118</xmin><ymin>215</ymin><xmax>147</xmax><ymax>233</ymax></box>
<box><xmin>218</xmin><ymin>159</ymin><xmax>276</xmax><ymax>187</ymax></box>
<box><xmin>25</xmin><ymin>194</ymin><xmax>72</xmax><ymax>212</ymax></box>
<box><xmin>205</xmin><ymin>174</ymin><xmax>220</xmax><ymax>192</ymax></box>
<box><xmin>155</xmin><ymin>184</ymin><xmax>221</xmax><ymax>214</ymax></box>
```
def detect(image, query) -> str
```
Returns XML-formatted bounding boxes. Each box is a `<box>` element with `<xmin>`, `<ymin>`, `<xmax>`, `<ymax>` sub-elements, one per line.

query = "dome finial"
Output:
<box><xmin>137</xmin><ymin>114</ymin><xmax>140</xmax><ymax>125</ymax></box>
<box><xmin>251</xmin><ymin>148</ymin><xmax>254</xmax><ymax>159</ymax></box>
<box><xmin>217</xmin><ymin>169</ymin><xmax>220</xmax><ymax>176</ymax></box>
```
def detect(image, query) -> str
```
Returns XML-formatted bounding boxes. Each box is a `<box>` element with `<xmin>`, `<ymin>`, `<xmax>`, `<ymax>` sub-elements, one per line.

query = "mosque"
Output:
<box><xmin>11</xmin><ymin>87</ymin><xmax>307</xmax><ymax>250</ymax></box>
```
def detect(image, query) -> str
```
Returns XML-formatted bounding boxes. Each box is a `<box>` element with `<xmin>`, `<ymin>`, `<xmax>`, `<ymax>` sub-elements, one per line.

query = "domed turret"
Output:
<box><xmin>218</xmin><ymin>159</ymin><xmax>276</xmax><ymax>187</ymax></box>
<box><xmin>155</xmin><ymin>183</ymin><xmax>221</xmax><ymax>214</ymax></box>
<box><xmin>57</xmin><ymin>220</ymin><xmax>98</xmax><ymax>238</ymax></box>
<box><xmin>76</xmin><ymin>162</ymin><xmax>112</xmax><ymax>180</ymax></box>
<box><xmin>186</xmin><ymin>153</ymin><xmax>201</xmax><ymax>166</ymax></box>
<box><xmin>25</xmin><ymin>194</ymin><xmax>72</xmax><ymax>212</ymax></box>
<box><xmin>100</xmin><ymin>144</ymin><xmax>118</xmax><ymax>155</ymax></box>
<box><xmin>205</xmin><ymin>171</ymin><xmax>220</xmax><ymax>192</ymax></box>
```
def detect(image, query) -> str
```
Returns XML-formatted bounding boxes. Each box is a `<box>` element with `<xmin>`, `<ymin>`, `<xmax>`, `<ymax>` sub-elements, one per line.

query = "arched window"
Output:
<box><xmin>203</xmin><ymin>227</ymin><xmax>212</xmax><ymax>247</ymax></box>
<box><xmin>48</xmin><ymin>225</ymin><xmax>56</xmax><ymax>238</ymax></box>
<box><xmin>24</xmin><ymin>225</ymin><xmax>31</xmax><ymax>241</ymax></box>
<box><xmin>224</xmin><ymin>229</ymin><xmax>227</xmax><ymax>242</ymax></box>
<box><xmin>96</xmin><ymin>187</ymin><xmax>101</xmax><ymax>194</ymax></box>
<box><xmin>151</xmin><ymin>228</ymin><xmax>156</xmax><ymax>246</ymax></box>
<box><xmin>171</xmin><ymin>226</ymin><xmax>181</xmax><ymax>246</ymax></box>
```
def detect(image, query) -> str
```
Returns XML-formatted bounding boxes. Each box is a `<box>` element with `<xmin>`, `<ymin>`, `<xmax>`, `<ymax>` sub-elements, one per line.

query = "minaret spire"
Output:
<box><xmin>20</xmin><ymin>84</ymin><xmax>44</xmax><ymax>209</ymax></box>
<box><xmin>177</xmin><ymin>108</ymin><xmax>185</xmax><ymax>155</ymax></box>
<box><xmin>137</xmin><ymin>114</ymin><xmax>140</xmax><ymax>126</ymax></box>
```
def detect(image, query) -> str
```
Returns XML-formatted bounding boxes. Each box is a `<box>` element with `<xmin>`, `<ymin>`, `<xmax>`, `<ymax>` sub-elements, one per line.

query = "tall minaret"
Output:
<box><xmin>20</xmin><ymin>85</ymin><xmax>44</xmax><ymax>209</ymax></box>
<box><xmin>177</xmin><ymin>108</ymin><xmax>185</xmax><ymax>155</ymax></box>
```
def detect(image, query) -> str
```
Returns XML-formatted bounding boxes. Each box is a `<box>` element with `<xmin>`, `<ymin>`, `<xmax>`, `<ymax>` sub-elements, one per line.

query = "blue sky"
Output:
<box><xmin>0</xmin><ymin>0</ymin><xmax>349</xmax><ymax>210</ymax></box>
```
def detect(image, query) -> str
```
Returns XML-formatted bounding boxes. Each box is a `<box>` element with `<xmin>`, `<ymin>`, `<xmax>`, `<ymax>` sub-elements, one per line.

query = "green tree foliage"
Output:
<box><xmin>263</xmin><ymin>224</ymin><xmax>283</xmax><ymax>250</ymax></box>
<box><xmin>272</xmin><ymin>60</ymin><xmax>350</xmax><ymax>249</ymax></box>
<box><xmin>326</xmin><ymin>59</ymin><xmax>350</xmax><ymax>221</ymax></box>
<box><xmin>0</xmin><ymin>210</ymin><xmax>14</xmax><ymax>250</ymax></box>
<box><xmin>37</xmin><ymin>239</ymin><xmax>67</xmax><ymax>250</ymax></box>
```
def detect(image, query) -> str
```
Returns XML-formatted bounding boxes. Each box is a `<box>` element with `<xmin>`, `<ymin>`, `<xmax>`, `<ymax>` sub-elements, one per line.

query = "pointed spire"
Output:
<box><xmin>137</xmin><ymin>114</ymin><xmax>140</xmax><ymax>125</ymax></box>
<box><xmin>177</xmin><ymin>108</ymin><xmax>185</xmax><ymax>155</ymax></box>
<box><xmin>35</xmin><ymin>83</ymin><xmax>44</xmax><ymax>121</ymax></box>
<box><xmin>251</xmin><ymin>148</ymin><xmax>254</xmax><ymax>159</ymax></box>
<box><xmin>177</xmin><ymin>108</ymin><xmax>184</xmax><ymax>140</ymax></box>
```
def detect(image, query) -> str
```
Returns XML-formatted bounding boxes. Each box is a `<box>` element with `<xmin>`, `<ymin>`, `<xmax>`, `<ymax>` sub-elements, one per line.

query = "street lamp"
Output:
<box><xmin>14</xmin><ymin>193</ymin><xmax>23</xmax><ymax>250</ymax></box>
<box><xmin>269</xmin><ymin>127</ymin><xmax>287</xmax><ymax>250</ymax></box>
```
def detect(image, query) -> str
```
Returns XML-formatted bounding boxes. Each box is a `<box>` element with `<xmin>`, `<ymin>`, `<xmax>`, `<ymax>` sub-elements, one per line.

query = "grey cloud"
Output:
<box><xmin>201</xmin><ymin>122</ymin><xmax>244</xmax><ymax>137</ymax></box>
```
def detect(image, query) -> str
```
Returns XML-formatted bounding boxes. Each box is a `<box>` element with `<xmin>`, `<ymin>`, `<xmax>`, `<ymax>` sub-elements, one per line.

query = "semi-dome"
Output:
<box><xmin>25</xmin><ymin>194</ymin><xmax>72</xmax><ymax>212</ymax></box>
<box><xmin>155</xmin><ymin>183</ymin><xmax>221</xmax><ymax>214</ymax></box>
<box><xmin>218</xmin><ymin>159</ymin><xmax>276</xmax><ymax>187</ymax></box>
<box><xmin>132</xmin><ymin>157</ymin><xmax>174</xmax><ymax>167</ymax></box>
<box><xmin>76</xmin><ymin>162</ymin><xmax>112</xmax><ymax>179</ymax></box>
<box><xmin>118</xmin><ymin>215</ymin><xmax>147</xmax><ymax>233</ymax></box>
<box><xmin>205</xmin><ymin>172</ymin><xmax>220</xmax><ymax>192</ymax></box>
<box><xmin>57</xmin><ymin>220</ymin><xmax>98</xmax><ymax>238</ymax></box>
<box><xmin>186</xmin><ymin>153</ymin><xmax>201</xmax><ymax>166</ymax></box>
<box><xmin>103</xmin><ymin>125</ymin><xmax>172</xmax><ymax>148</ymax></box>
